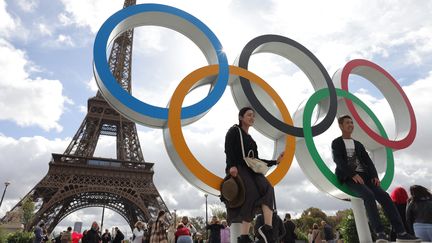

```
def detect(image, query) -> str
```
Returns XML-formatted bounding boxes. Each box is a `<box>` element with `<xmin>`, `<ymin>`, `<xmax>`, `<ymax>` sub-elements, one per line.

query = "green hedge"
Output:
<box><xmin>5</xmin><ymin>231</ymin><xmax>34</xmax><ymax>243</ymax></box>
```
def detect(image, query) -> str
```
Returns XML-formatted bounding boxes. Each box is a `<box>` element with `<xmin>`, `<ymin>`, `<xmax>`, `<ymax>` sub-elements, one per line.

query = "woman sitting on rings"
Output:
<box><xmin>224</xmin><ymin>107</ymin><xmax>284</xmax><ymax>243</ymax></box>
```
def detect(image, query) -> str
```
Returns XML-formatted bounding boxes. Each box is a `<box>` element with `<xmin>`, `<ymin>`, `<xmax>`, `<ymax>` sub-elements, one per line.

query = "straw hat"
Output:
<box><xmin>221</xmin><ymin>175</ymin><xmax>245</xmax><ymax>208</ymax></box>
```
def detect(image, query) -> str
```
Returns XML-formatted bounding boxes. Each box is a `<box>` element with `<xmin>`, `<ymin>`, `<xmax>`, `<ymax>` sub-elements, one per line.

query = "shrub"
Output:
<box><xmin>6</xmin><ymin>230</ymin><xmax>34</xmax><ymax>243</ymax></box>
<box><xmin>339</xmin><ymin>210</ymin><xmax>359</xmax><ymax>243</ymax></box>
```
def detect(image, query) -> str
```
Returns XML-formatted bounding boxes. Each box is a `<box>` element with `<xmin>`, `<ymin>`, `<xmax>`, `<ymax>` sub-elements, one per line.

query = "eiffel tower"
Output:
<box><xmin>1</xmin><ymin>0</ymin><xmax>170</xmax><ymax>232</ymax></box>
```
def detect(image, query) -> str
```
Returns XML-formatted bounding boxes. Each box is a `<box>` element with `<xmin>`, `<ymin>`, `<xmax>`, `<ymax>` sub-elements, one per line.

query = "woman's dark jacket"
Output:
<box><xmin>406</xmin><ymin>197</ymin><xmax>432</xmax><ymax>233</ymax></box>
<box><xmin>225</xmin><ymin>125</ymin><xmax>275</xmax><ymax>171</ymax></box>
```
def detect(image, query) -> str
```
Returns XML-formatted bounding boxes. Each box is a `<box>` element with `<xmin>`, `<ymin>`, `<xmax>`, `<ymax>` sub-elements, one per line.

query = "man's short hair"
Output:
<box><xmin>285</xmin><ymin>213</ymin><xmax>291</xmax><ymax>219</ymax></box>
<box><xmin>338</xmin><ymin>115</ymin><xmax>352</xmax><ymax>124</ymax></box>
<box><xmin>67</xmin><ymin>226</ymin><xmax>72</xmax><ymax>231</ymax></box>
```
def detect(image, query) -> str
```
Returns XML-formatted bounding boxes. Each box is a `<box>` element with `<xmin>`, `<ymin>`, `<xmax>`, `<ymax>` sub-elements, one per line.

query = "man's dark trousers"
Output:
<box><xmin>346</xmin><ymin>172</ymin><xmax>405</xmax><ymax>233</ymax></box>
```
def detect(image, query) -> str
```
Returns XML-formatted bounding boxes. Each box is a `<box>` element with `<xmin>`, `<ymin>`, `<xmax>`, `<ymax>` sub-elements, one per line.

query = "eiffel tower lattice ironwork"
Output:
<box><xmin>1</xmin><ymin>0</ymin><xmax>170</xmax><ymax>232</ymax></box>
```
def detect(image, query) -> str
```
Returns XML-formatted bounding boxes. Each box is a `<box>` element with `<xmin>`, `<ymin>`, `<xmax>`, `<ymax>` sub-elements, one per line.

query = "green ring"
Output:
<box><xmin>303</xmin><ymin>88</ymin><xmax>394</xmax><ymax>197</ymax></box>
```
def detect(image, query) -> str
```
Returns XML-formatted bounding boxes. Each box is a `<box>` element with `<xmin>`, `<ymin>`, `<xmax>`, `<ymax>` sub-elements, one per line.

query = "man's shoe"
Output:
<box><xmin>396</xmin><ymin>232</ymin><xmax>421</xmax><ymax>242</ymax></box>
<box><xmin>258</xmin><ymin>225</ymin><xmax>274</xmax><ymax>243</ymax></box>
<box><xmin>376</xmin><ymin>232</ymin><xmax>389</xmax><ymax>243</ymax></box>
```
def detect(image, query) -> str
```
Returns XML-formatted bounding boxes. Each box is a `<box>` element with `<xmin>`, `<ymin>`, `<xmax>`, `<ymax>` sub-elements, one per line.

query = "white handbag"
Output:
<box><xmin>237</xmin><ymin>127</ymin><xmax>269</xmax><ymax>175</ymax></box>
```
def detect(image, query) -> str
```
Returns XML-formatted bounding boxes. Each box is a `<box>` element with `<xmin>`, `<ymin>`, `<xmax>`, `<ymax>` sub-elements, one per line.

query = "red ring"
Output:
<box><xmin>340</xmin><ymin>59</ymin><xmax>416</xmax><ymax>150</ymax></box>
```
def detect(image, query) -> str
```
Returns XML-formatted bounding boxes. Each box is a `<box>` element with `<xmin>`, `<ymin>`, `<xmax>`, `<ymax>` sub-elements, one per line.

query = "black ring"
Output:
<box><xmin>237</xmin><ymin>34</ymin><xmax>337</xmax><ymax>137</ymax></box>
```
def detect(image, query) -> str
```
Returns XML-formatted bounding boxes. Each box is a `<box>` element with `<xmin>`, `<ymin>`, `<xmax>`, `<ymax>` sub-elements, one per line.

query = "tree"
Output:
<box><xmin>338</xmin><ymin>210</ymin><xmax>359</xmax><ymax>243</ymax></box>
<box><xmin>189</xmin><ymin>216</ymin><xmax>206</xmax><ymax>234</ymax></box>
<box><xmin>301</xmin><ymin>207</ymin><xmax>328</xmax><ymax>220</ymax></box>
<box><xmin>295</xmin><ymin>207</ymin><xmax>328</xmax><ymax>233</ymax></box>
<box><xmin>21</xmin><ymin>196</ymin><xmax>35</xmax><ymax>230</ymax></box>
<box><xmin>6</xmin><ymin>231</ymin><xmax>34</xmax><ymax>243</ymax></box>
<box><xmin>209</xmin><ymin>203</ymin><xmax>226</xmax><ymax>221</ymax></box>
<box><xmin>0</xmin><ymin>227</ymin><xmax>7</xmax><ymax>243</ymax></box>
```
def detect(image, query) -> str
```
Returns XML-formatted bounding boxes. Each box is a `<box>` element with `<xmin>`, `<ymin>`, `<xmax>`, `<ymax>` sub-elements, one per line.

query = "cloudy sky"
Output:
<box><xmin>1</xmin><ymin>0</ymin><xmax>432</xmax><ymax>236</ymax></box>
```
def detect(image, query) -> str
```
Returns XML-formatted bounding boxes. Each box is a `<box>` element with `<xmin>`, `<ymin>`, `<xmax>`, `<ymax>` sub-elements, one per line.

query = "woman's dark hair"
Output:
<box><xmin>238</xmin><ymin>107</ymin><xmax>254</xmax><ymax>126</ymax></box>
<box><xmin>157</xmin><ymin>210</ymin><xmax>165</xmax><ymax>218</ymax></box>
<box><xmin>156</xmin><ymin>210</ymin><xmax>166</xmax><ymax>224</ymax></box>
<box><xmin>410</xmin><ymin>185</ymin><xmax>432</xmax><ymax>201</ymax></box>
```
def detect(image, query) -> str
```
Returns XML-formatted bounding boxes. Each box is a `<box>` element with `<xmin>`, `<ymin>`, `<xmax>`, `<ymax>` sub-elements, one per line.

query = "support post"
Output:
<box><xmin>204</xmin><ymin>194</ymin><xmax>208</xmax><ymax>240</ymax></box>
<box><xmin>351</xmin><ymin>197</ymin><xmax>372</xmax><ymax>243</ymax></box>
<box><xmin>230</xmin><ymin>222</ymin><xmax>241</xmax><ymax>243</ymax></box>
<box><xmin>100</xmin><ymin>205</ymin><xmax>105</xmax><ymax>233</ymax></box>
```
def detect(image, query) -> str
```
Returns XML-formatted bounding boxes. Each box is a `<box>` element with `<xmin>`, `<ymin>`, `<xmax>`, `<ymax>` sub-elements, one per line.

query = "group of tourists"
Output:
<box><xmin>131</xmin><ymin>211</ymin><xmax>202</xmax><ymax>243</ymax></box>
<box><xmin>305</xmin><ymin>221</ymin><xmax>340</xmax><ymax>243</ymax></box>
<box><xmin>34</xmin><ymin>221</ymin><xmax>125</xmax><ymax>243</ymax></box>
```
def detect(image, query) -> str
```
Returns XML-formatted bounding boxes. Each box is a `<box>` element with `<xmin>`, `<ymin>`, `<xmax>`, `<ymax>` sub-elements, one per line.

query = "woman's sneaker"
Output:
<box><xmin>258</xmin><ymin>225</ymin><xmax>274</xmax><ymax>243</ymax></box>
<box><xmin>396</xmin><ymin>232</ymin><xmax>421</xmax><ymax>242</ymax></box>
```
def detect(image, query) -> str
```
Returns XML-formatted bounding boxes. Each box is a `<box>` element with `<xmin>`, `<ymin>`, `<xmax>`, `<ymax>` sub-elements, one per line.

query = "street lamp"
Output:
<box><xmin>174</xmin><ymin>209</ymin><xmax>177</xmax><ymax>226</ymax></box>
<box><xmin>204</xmin><ymin>193</ymin><xmax>208</xmax><ymax>240</ymax></box>
<box><xmin>0</xmin><ymin>181</ymin><xmax>10</xmax><ymax>209</ymax></box>
<box><xmin>204</xmin><ymin>194</ymin><xmax>208</xmax><ymax>223</ymax></box>
<box><xmin>101</xmin><ymin>205</ymin><xmax>105</xmax><ymax>233</ymax></box>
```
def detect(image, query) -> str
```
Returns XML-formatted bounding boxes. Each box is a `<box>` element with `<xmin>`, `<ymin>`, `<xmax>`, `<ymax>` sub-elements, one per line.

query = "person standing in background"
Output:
<box><xmin>113</xmin><ymin>227</ymin><xmax>124</xmax><ymax>243</ymax></box>
<box><xmin>60</xmin><ymin>227</ymin><xmax>72</xmax><ymax>243</ymax></box>
<box><xmin>406</xmin><ymin>185</ymin><xmax>432</xmax><ymax>242</ymax></box>
<box><xmin>220</xmin><ymin>220</ymin><xmax>230</xmax><ymax>243</ymax></box>
<box><xmin>101</xmin><ymin>229</ymin><xmax>112</xmax><ymax>243</ymax></box>
<box><xmin>133</xmin><ymin>221</ymin><xmax>145</xmax><ymax>243</ymax></box>
<box><xmin>34</xmin><ymin>223</ymin><xmax>45</xmax><ymax>243</ymax></box>
<box><xmin>321</xmin><ymin>221</ymin><xmax>335</xmax><ymax>243</ymax></box>
<box><xmin>282</xmin><ymin>213</ymin><xmax>296</xmax><ymax>243</ymax></box>
<box><xmin>390</xmin><ymin>186</ymin><xmax>410</xmax><ymax>240</ymax></box>
<box><xmin>149</xmin><ymin>210</ymin><xmax>169</xmax><ymax>243</ymax></box>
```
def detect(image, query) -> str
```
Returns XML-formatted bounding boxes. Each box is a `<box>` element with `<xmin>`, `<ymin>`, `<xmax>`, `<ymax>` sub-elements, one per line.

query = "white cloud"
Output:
<box><xmin>263</xmin><ymin>0</ymin><xmax>432</xmax><ymax>71</ymax></box>
<box><xmin>0</xmin><ymin>39</ymin><xmax>69</xmax><ymax>131</ymax></box>
<box><xmin>56</xmin><ymin>34</ymin><xmax>74</xmax><ymax>47</ymax></box>
<box><xmin>0</xmin><ymin>0</ymin><xmax>17</xmax><ymax>37</ymax></box>
<box><xmin>0</xmin><ymin>134</ymin><xmax>69</xmax><ymax>215</ymax></box>
<box><xmin>396</xmin><ymin>72</ymin><xmax>432</xmax><ymax>160</ymax></box>
<box><xmin>16</xmin><ymin>0</ymin><xmax>38</xmax><ymax>12</ymax></box>
<box><xmin>133</xmin><ymin>28</ymin><xmax>164</xmax><ymax>54</ymax></box>
<box><xmin>78</xmin><ymin>105</ymin><xmax>87</xmax><ymax>114</ymax></box>
<box><xmin>391</xmin><ymin>26</ymin><xmax>432</xmax><ymax>65</ymax></box>
<box><xmin>86</xmin><ymin>77</ymin><xmax>98</xmax><ymax>92</ymax></box>
<box><xmin>59</xmin><ymin>0</ymin><xmax>123</xmax><ymax>33</ymax></box>
<box><xmin>57</xmin><ymin>12</ymin><xmax>73</xmax><ymax>26</ymax></box>
<box><xmin>37</xmin><ymin>23</ymin><xmax>52</xmax><ymax>36</ymax></box>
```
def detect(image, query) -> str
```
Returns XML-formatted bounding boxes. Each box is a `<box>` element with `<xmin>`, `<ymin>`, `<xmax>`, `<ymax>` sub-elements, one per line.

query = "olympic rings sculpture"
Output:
<box><xmin>94</xmin><ymin>4</ymin><xmax>417</xmax><ymax>197</ymax></box>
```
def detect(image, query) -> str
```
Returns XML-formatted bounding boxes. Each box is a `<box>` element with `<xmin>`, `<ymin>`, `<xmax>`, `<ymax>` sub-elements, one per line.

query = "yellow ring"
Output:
<box><xmin>168</xmin><ymin>65</ymin><xmax>296</xmax><ymax>191</ymax></box>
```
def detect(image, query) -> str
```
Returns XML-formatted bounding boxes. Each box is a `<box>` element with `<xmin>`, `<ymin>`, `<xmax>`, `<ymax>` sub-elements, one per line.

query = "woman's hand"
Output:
<box><xmin>276</xmin><ymin>152</ymin><xmax>285</xmax><ymax>164</ymax></box>
<box><xmin>229</xmin><ymin>166</ymin><xmax>238</xmax><ymax>177</ymax></box>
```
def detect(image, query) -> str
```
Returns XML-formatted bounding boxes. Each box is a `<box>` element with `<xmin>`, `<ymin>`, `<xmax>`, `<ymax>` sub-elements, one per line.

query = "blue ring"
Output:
<box><xmin>93</xmin><ymin>4</ymin><xmax>229</xmax><ymax>120</ymax></box>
